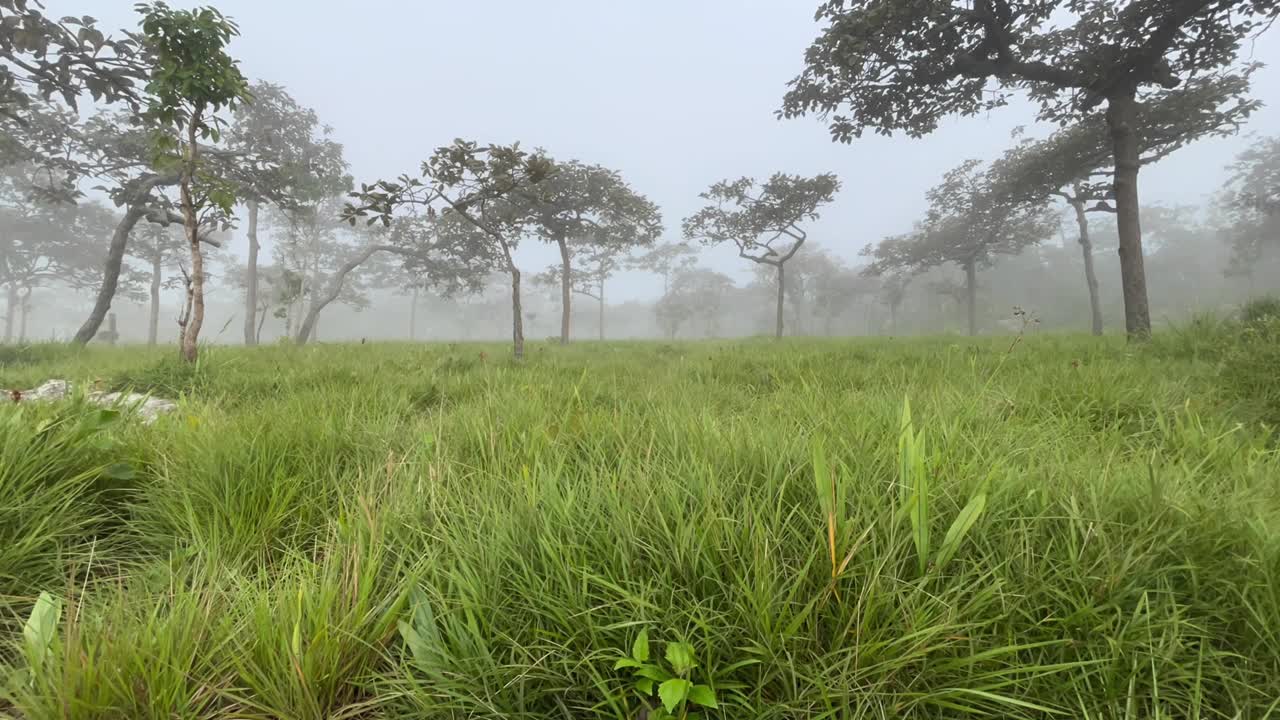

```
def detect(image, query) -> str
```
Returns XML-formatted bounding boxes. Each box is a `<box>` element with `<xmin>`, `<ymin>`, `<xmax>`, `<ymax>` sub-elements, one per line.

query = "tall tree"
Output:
<box><xmin>526</xmin><ymin>160</ymin><xmax>661</xmax><ymax>344</ymax></box>
<box><xmin>228</xmin><ymin>80</ymin><xmax>348</xmax><ymax>345</ymax></box>
<box><xmin>1220</xmin><ymin>135</ymin><xmax>1280</xmax><ymax>288</ymax></box>
<box><xmin>536</xmin><ymin>239</ymin><xmax>633</xmax><ymax>341</ymax></box>
<box><xmin>136</xmin><ymin>1</ymin><xmax>249</xmax><ymax>362</ymax></box>
<box><xmin>343</xmin><ymin>140</ymin><xmax>555</xmax><ymax>360</ymax></box>
<box><xmin>782</xmin><ymin>0</ymin><xmax>1279</xmax><ymax>339</ymax></box>
<box><xmin>865</xmin><ymin>159</ymin><xmax>1056</xmax><ymax>336</ymax></box>
<box><xmin>655</xmin><ymin>266</ymin><xmax>737</xmax><ymax>339</ymax></box>
<box><xmin>987</xmin><ymin>75</ymin><xmax>1257</xmax><ymax>334</ymax></box>
<box><xmin>683</xmin><ymin>173</ymin><xmax>839</xmax><ymax>338</ymax></box>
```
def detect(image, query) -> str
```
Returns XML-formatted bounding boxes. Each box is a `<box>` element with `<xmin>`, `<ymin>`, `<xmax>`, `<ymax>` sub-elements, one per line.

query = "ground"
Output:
<box><xmin>1</xmin><ymin>335</ymin><xmax>1277</xmax><ymax>719</ymax></box>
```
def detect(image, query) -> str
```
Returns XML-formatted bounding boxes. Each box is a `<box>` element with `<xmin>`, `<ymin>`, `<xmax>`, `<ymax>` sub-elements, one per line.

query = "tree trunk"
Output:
<box><xmin>598</xmin><ymin>277</ymin><xmax>605</xmax><ymax>341</ymax></box>
<box><xmin>17</xmin><ymin>288</ymin><xmax>30</xmax><ymax>342</ymax></box>
<box><xmin>964</xmin><ymin>259</ymin><xmax>977</xmax><ymax>337</ymax></box>
<box><xmin>510</xmin><ymin>264</ymin><xmax>525</xmax><ymax>360</ymax></box>
<box><xmin>296</xmin><ymin>245</ymin><xmax>382</xmax><ymax>345</ymax></box>
<box><xmin>256</xmin><ymin>303</ymin><xmax>267</xmax><ymax>344</ymax></box>
<box><xmin>243</xmin><ymin>197</ymin><xmax>260</xmax><ymax>346</ymax></box>
<box><xmin>73</xmin><ymin>205</ymin><xmax>148</xmax><ymax>344</ymax></box>
<box><xmin>775</xmin><ymin>263</ymin><xmax>785</xmax><ymax>338</ymax></box>
<box><xmin>1105</xmin><ymin>91</ymin><xmax>1152</xmax><ymax>340</ymax></box>
<box><xmin>179</xmin><ymin>120</ymin><xmax>203</xmax><ymax>363</ymax></box>
<box><xmin>409</xmin><ymin>286</ymin><xmax>419</xmax><ymax>340</ymax></box>
<box><xmin>1071</xmin><ymin>197</ymin><xmax>1104</xmax><ymax>336</ymax></box>
<box><xmin>2</xmin><ymin>283</ymin><xmax>15</xmax><ymax>343</ymax></box>
<box><xmin>148</xmin><ymin>245</ymin><xmax>162</xmax><ymax>346</ymax></box>
<box><xmin>557</xmin><ymin>235</ymin><xmax>571</xmax><ymax>344</ymax></box>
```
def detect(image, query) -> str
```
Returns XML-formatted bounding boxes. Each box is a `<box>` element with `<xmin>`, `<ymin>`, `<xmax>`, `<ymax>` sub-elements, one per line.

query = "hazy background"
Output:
<box><xmin>27</xmin><ymin>0</ymin><xmax>1280</xmax><ymax>342</ymax></box>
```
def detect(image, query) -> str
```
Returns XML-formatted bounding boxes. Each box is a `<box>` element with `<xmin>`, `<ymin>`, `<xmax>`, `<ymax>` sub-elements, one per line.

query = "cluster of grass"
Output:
<box><xmin>1</xmin><ymin>332</ymin><xmax>1278</xmax><ymax>718</ymax></box>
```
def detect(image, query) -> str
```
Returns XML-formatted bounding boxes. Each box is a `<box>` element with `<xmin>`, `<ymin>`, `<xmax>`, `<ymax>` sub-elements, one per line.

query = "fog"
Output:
<box><xmin>11</xmin><ymin>1</ymin><xmax>1280</xmax><ymax>344</ymax></box>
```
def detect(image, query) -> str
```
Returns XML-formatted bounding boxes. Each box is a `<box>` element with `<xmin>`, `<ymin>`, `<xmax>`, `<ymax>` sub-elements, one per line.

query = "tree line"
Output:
<box><xmin>2</xmin><ymin>0</ymin><xmax>1278</xmax><ymax>359</ymax></box>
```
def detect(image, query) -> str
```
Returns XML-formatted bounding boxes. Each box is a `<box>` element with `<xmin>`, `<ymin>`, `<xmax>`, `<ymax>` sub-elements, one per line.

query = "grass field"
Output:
<box><xmin>1</xmin><ymin>330</ymin><xmax>1279</xmax><ymax>719</ymax></box>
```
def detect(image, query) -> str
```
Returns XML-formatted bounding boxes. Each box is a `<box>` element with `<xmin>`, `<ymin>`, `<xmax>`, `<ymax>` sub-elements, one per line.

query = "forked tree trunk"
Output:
<box><xmin>296</xmin><ymin>244</ymin><xmax>389</xmax><ymax>345</ymax></box>
<box><xmin>1105</xmin><ymin>91</ymin><xmax>1152</xmax><ymax>341</ymax></box>
<box><xmin>964</xmin><ymin>259</ymin><xmax>977</xmax><ymax>337</ymax></box>
<box><xmin>1071</xmin><ymin>197</ymin><xmax>1104</xmax><ymax>336</ymax></box>
<box><xmin>179</xmin><ymin>119</ymin><xmax>204</xmax><ymax>363</ymax></box>
<box><xmin>243</xmin><ymin>197</ymin><xmax>260</xmax><ymax>346</ymax></box>
<box><xmin>557</xmin><ymin>235</ymin><xmax>571</xmax><ymax>344</ymax></box>
<box><xmin>775</xmin><ymin>263</ymin><xmax>785</xmax><ymax>338</ymax></box>
<box><xmin>148</xmin><ymin>245</ymin><xmax>162</xmax><ymax>346</ymax></box>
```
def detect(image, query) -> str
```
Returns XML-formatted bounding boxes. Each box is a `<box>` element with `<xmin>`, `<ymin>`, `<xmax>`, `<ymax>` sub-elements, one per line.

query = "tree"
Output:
<box><xmin>536</xmin><ymin>239</ymin><xmax>632</xmax><ymax>341</ymax></box>
<box><xmin>630</xmin><ymin>241</ymin><xmax>697</xmax><ymax>295</ymax></box>
<box><xmin>343</xmin><ymin>140</ymin><xmax>555</xmax><ymax>360</ymax></box>
<box><xmin>864</xmin><ymin>159</ymin><xmax>1056</xmax><ymax>336</ymax></box>
<box><xmin>136</xmin><ymin>1</ymin><xmax>250</xmax><ymax>362</ymax></box>
<box><xmin>228</xmin><ymin>80</ymin><xmax>348</xmax><ymax>345</ymax></box>
<box><xmin>655</xmin><ymin>266</ymin><xmax>736</xmax><ymax>339</ymax></box>
<box><xmin>781</xmin><ymin>0</ymin><xmax>1280</xmax><ymax>339</ymax></box>
<box><xmin>525</xmin><ymin>160</ymin><xmax>661</xmax><ymax>344</ymax></box>
<box><xmin>1220</xmin><ymin>135</ymin><xmax>1280</xmax><ymax>288</ymax></box>
<box><xmin>683</xmin><ymin>173</ymin><xmax>839</xmax><ymax>338</ymax></box>
<box><xmin>987</xmin><ymin>75</ymin><xmax>1257</xmax><ymax>334</ymax></box>
<box><xmin>0</xmin><ymin>2</ymin><xmax>144</xmax><ymax>123</ymax></box>
<box><xmin>129</xmin><ymin>221</ymin><xmax>189</xmax><ymax>345</ymax></box>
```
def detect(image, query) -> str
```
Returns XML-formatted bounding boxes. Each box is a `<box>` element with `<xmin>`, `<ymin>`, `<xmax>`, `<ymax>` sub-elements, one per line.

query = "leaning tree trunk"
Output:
<box><xmin>243</xmin><ymin>197</ymin><xmax>260</xmax><ymax>346</ymax></box>
<box><xmin>964</xmin><ymin>259</ymin><xmax>977</xmax><ymax>337</ymax></box>
<box><xmin>179</xmin><ymin>120</ymin><xmax>204</xmax><ymax>363</ymax></box>
<box><xmin>256</xmin><ymin>303</ymin><xmax>267</xmax><ymax>344</ymax></box>
<box><xmin>557</xmin><ymin>235</ymin><xmax>571</xmax><ymax>345</ymax></box>
<box><xmin>1071</xmin><ymin>197</ymin><xmax>1104</xmax><ymax>336</ymax></box>
<box><xmin>1105</xmin><ymin>91</ymin><xmax>1152</xmax><ymax>340</ymax></box>
<box><xmin>73</xmin><ymin>205</ymin><xmax>149</xmax><ymax>344</ymax></box>
<box><xmin>296</xmin><ymin>245</ymin><xmax>383</xmax><ymax>345</ymax></box>
<box><xmin>775</xmin><ymin>262</ymin><xmax>786</xmax><ymax>339</ymax></box>
<box><xmin>148</xmin><ymin>245</ymin><xmax>162</xmax><ymax>346</ymax></box>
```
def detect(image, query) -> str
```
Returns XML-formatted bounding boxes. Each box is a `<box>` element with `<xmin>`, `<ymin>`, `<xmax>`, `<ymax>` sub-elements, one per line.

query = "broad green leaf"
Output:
<box><xmin>634</xmin><ymin>678</ymin><xmax>654</xmax><ymax>696</ymax></box>
<box><xmin>636</xmin><ymin>664</ymin><xmax>673</xmax><ymax>682</ymax></box>
<box><xmin>23</xmin><ymin>592</ymin><xmax>62</xmax><ymax>667</ymax></box>
<box><xmin>658</xmin><ymin>678</ymin><xmax>692</xmax><ymax>712</ymax></box>
<box><xmin>665</xmin><ymin>641</ymin><xmax>696</xmax><ymax>673</ymax></box>
<box><xmin>613</xmin><ymin>657</ymin><xmax>642</xmax><ymax>670</ymax></box>
<box><xmin>688</xmin><ymin>684</ymin><xmax>719</xmax><ymax>708</ymax></box>
<box><xmin>934</xmin><ymin>492</ymin><xmax>987</xmax><ymax>571</ymax></box>
<box><xmin>632</xmin><ymin>628</ymin><xmax>649</xmax><ymax>662</ymax></box>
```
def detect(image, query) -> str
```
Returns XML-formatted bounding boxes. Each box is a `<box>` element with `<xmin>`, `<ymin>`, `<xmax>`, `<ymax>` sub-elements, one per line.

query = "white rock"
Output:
<box><xmin>4</xmin><ymin>379</ymin><xmax>177</xmax><ymax>425</ymax></box>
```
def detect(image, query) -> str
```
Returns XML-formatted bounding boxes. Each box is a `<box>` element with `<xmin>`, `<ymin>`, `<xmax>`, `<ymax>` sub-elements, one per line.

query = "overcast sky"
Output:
<box><xmin>53</xmin><ymin>1</ymin><xmax>1280</xmax><ymax>301</ymax></box>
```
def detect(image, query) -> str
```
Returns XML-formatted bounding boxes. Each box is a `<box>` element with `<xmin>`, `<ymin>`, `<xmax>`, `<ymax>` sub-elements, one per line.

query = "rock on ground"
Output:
<box><xmin>5</xmin><ymin>379</ymin><xmax>178</xmax><ymax>425</ymax></box>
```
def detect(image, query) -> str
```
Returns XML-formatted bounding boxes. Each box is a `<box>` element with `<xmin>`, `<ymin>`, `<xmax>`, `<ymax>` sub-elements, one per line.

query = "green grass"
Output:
<box><xmin>1</xmin><ymin>335</ymin><xmax>1278</xmax><ymax>719</ymax></box>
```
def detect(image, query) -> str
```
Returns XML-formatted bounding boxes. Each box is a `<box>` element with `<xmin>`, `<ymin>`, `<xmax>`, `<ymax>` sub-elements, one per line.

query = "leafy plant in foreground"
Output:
<box><xmin>614</xmin><ymin>630</ymin><xmax>719</xmax><ymax>720</ymax></box>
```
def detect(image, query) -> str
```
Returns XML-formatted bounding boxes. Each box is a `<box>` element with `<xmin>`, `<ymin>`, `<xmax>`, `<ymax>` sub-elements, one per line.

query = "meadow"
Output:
<box><xmin>1</xmin><ymin>327</ymin><xmax>1278</xmax><ymax>719</ymax></box>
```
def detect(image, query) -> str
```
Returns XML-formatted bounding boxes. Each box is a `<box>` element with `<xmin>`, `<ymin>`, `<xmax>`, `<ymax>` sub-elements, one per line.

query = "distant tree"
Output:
<box><xmin>129</xmin><ymin>221</ymin><xmax>183</xmax><ymax>345</ymax></box>
<box><xmin>630</xmin><ymin>241</ymin><xmax>697</xmax><ymax>295</ymax></box>
<box><xmin>683</xmin><ymin>173</ymin><xmax>839</xmax><ymax>338</ymax></box>
<box><xmin>136</xmin><ymin>1</ymin><xmax>250</xmax><ymax>362</ymax></box>
<box><xmin>343</xmin><ymin>140</ymin><xmax>555</xmax><ymax>359</ymax></box>
<box><xmin>782</xmin><ymin>0</ymin><xmax>1280</xmax><ymax>339</ymax></box>
<box><xmin>865</xmin><ymin>159</ymin><xmax>1056</xmax><ymax>336</ymax></box>
<box><xmin>537</xmin><ymin>239</ymin><xmax>632</xmax><ymax>341</ymax></box>
<box><xmin>988</xmin><ymin>76</ymin><xmax>1257</xmax><ymax>335</ymax></box>
<box><xmin>655</xmin><ymin>266</ymin><xmax>737</xmax><ymax>339</ymax></box>
<box><xmin>227</xmin><ymin>80</ymin><xmax>348</xmax><ymax>345</ymax></box>
<box><xmin>0</xmin><ymin>3</ymin><xmax>143</xmax><ymax>123</ymax></box>
<box><xmin>526</xmin><ymin>160</ymin><xmax>661</xmax><ymax>344</ymax></box>
<box><xmin>1220</xmin><ymin>136</ymin><xmax>1280</xmax><ymax>289</ymax></box>
<box><xmin>0</xmin><ymin>163</ymin><xmax>117</xmax><ymax>342</ymax></box>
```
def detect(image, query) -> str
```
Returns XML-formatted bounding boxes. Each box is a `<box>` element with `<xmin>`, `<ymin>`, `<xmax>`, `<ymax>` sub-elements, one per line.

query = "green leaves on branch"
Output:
<box><xmin>614</xmin><ymin>630</ymin><xmax>720</xmax><ymax>719</ymax></box>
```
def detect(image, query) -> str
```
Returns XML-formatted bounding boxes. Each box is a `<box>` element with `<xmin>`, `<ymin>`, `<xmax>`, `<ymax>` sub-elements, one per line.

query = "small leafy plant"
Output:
<box><xmin>614</xmin><ymin>630</ymin><xmax>719</xmax><ymax>719</ymax></box>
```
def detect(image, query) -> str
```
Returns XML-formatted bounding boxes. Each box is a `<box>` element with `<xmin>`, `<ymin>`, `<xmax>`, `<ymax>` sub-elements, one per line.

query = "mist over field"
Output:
<box><xmin>4</xmin><ymin>2</ymin><xmax>1280</xmax><ymax>719</ymax></box>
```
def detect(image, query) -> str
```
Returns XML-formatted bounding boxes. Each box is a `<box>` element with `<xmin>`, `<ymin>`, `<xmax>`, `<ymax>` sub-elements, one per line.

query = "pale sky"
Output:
<box><xmin>54</xmin><ymin>1</ymin><xmax>1280</xmax><ymax>300</ymax></box>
